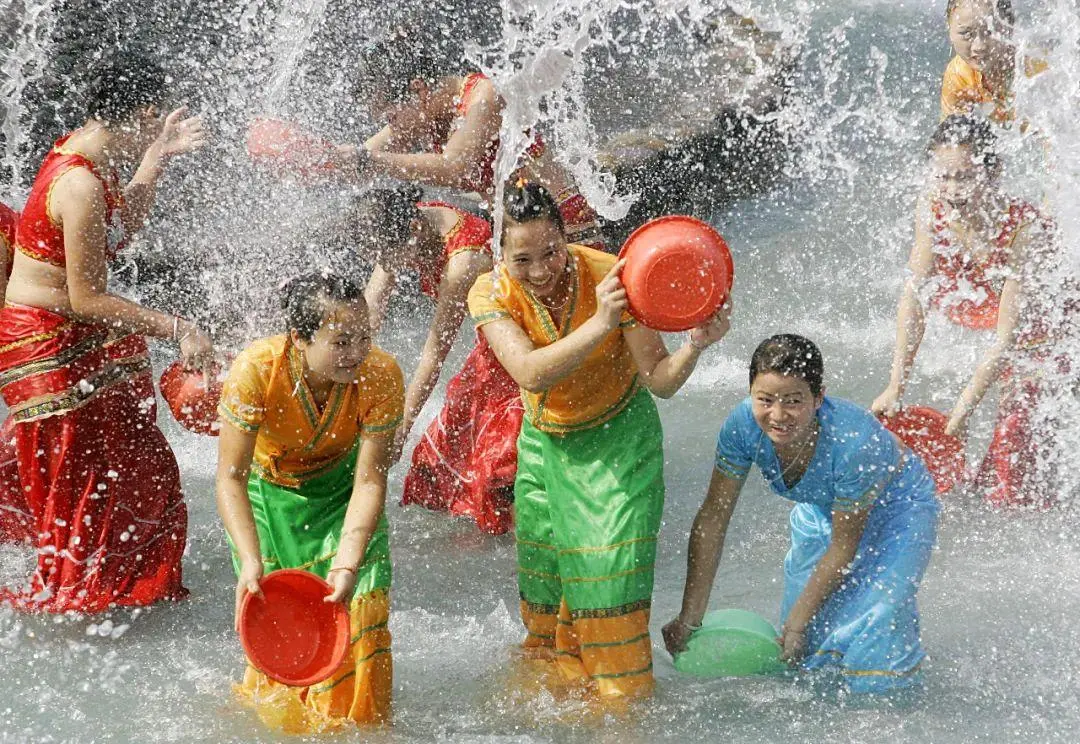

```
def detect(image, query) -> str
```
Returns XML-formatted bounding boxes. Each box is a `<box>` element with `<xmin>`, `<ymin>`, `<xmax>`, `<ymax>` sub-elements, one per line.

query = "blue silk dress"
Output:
<box><xmin>714</xmin><ymin>396</ymin><xmax>939</xmax><ymax>693</ymax></box>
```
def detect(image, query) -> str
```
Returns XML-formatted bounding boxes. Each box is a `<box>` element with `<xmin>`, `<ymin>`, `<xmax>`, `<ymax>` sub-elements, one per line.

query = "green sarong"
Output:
<box><xmin>515</xmin><ymin>387</ymin><xmax>665</xmax><ymax>616</ymax></box>
<box><xmin>230</xmin><ymin>446</ymin><xmax>391</xmax><ymax>598</ymax></box>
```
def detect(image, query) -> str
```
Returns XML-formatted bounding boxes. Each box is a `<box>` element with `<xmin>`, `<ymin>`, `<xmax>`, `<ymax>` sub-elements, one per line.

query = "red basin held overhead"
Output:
<box><xmin>618</xmin><ymin>215</ymin><xmax>734</xmax><ymax>332</ymax></box>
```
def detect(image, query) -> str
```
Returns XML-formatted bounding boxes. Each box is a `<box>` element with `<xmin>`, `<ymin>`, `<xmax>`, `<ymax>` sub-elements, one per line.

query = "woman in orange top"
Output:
<box><xmin>338</xmin><ymin>37</ymin><xmax>605</xmax><ymax>249</ymax></box>
<box><xmin>940</xmin><ymin>0</ymin><xmax>1045</xmax><ymax>124</ymax></box>
<box><xmin>217</xmin><ymin>272</ymin><xmax>403</xmax><ymax>732</ymax></box>
<box><xmin>0</xmin><ymin>51</ymin><xmax>213</xmax><ymax>612</ymax></box>
<box><xmin>872</xmin><ymin>115</ymin><xmax>1071</xmax><ymax>508</ymax></box>
<box><xmin>468</xmin><ymin>182</ymin><xmax>730</xmax><ymax>700</ymax></box>
<box><xmin>348</xmin><ymin>186</ymin><xmax>520</xmax><ymax>534</ymax></box>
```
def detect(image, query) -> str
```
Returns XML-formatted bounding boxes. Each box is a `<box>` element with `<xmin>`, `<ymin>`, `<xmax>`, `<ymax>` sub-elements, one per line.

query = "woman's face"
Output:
<box><xmin>750</xmin><ymin>372</ymin><xmax>822</xmax><ymax>448</ymax></box>
<box><xmin>930</xmin><ymin>143</ymin><xmax>997</xmax><ymax>213</ymax></box>
<box><xmin>369</xmin><ymin>80</ymin><xmax>431</xmax><ymax>135</ymax></box>
<box><xmin>293</xmin><ymin>299</ymin><xmax>372</xmax><ymax>384</ymax></box>
<box><xmin>948</xmin><ymin>0</ymin><xmax>1013</xmax><ymax>73</ymax></box>
<box><xmin>502</xmin><ymin>218</ymin><xmax>570</xmax><ymax>298</ymax></box>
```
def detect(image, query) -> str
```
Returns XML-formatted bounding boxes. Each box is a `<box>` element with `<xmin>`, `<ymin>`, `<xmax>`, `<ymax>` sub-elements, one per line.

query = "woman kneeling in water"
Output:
<box><xmin>216</xmin><ymin>272</ymin><xmax>403</xmax><ymax>732</ymax></box>
<box><xmin>664</xmin><ymin>334</ymin><xmax>939</xmax><ymax>694</ymax></box>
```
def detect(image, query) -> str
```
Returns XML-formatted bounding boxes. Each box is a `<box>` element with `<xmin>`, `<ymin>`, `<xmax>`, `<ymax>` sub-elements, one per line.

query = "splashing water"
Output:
<box><xmin>0</xmin><ymin>0</ymin><xmax>56</xmax><ymax>202</ymax></box>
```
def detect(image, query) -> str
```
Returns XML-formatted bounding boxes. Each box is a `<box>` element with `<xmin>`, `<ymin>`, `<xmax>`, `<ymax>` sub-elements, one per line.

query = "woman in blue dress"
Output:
<box><xmin>662</xmin><ymin>334</ymin><xmax>939</xmax><ymax>693</ymax></box>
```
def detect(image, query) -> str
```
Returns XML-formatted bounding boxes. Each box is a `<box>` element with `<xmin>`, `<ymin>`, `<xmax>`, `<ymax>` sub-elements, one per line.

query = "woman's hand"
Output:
<box><xmin>592</xmin><ymin>259</ymin><xmax>629</xmax><ymax>331</ymax></box>
<box><xmin>233</xmin><ymin>559</ymin><xmax>263</xmax><ymax>633</ymax></box>
<box><xmin>871</xmin><ymin>386</ymin><xmax>902</xmax><ymax>417</ymax></box>
<box><xmin>179</xmin><ymin>324</ymin><xmax>215</xmax><ymax>372</ymax></box>
<box><xmin>778</xmin><ymin>625</ymin><xmax>807</xmax><ymax>665</ymax></box>
<box><xmin>661</xmin><ymin>617</ymin><xmax>698</xmax><ymax>657</ymax></box>
<box><xmin>689</xmin><ymin>302</ymin><xmax>732</xmax><ymax>349</ymax></box>
<box><xmin>154</xmin><ymin>107</ymin><xmax>209</xmax><ymax>158</ymax></box>
<box><xmin>325</xmin><ymin>567</ymin><xmax>357</xmax><ymax>605</ymax></box>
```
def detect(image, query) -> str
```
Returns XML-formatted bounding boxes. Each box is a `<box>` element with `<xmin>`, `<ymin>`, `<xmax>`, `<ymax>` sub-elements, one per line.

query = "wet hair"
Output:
<box><xmin>347</xmin><ymin>184</ymin><xmax>424</xmax><ymax>255</ymax></box>
<box><xmin>84</xmin><ymin>50</ymin><xmax>169</xmax><ymax>122</ymax></box>
<box><xmin>503</xmin><ymin>182</ymin><xmax>565</xmax><ymax>234</ymax></box>
<box><xmin>355</xmin><ymin>32</ymin><xmax>446</xmax><ymax>103</ymax></box>
<box><xmin>749</xmin><ymin>334</ymin><xmax>824</xmax><ymax>397</ymax></box>
<box><xmin>946</xmin><ymin>0</ymin><xmax>1015</xmax><ymax>27</ymax></box>
<box><xmin>925</xmin><ymin>114</ymin><xmax>1001</xmax><ymax>171</ymax></box>
<box><xmin>280</xmin><ymin>272</ymin><xmax>366</xmax><ymax>341</ymax></box>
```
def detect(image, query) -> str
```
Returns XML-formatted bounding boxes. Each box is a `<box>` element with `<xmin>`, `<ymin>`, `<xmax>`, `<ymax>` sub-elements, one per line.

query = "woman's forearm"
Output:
<box><xmin>216</xmin><ymin>475</ymin><xmax>261</xmax><ymax>565</ymax></box>
<box><xmin>955</xmin><ymin>342</ymin><xmax>1008</xmax><ymax>418</ymax></box>
<box><xmin>510</xmin><ymin>315</ymin><xmax>612</xmax><ymax>393</ymax></box>
<box><xmin>888</xmin><ymin>284</ymin><xmax>926</xmax><ymax>393</ymax></box>
<box><xmin>784</xmin><ymin>546</ymin><xmax>857</xmax><ymax>632</ymax></box>
<box><xmin>678</xmin><ymin>509</ymin><xmax>729</xmax><ymax>626</ymax></box>
<box><xmin>334</xmin><ymin>481</ymin><xmax>385</xmax><ymax>570</ymax></box>
<box><xmin>404</xmin><ymin>333</ymin><xmax>453</xmax><ymax>424</ymax></box>
<box><xmin>123</xmin><ymin>143</ymin><xmax>168</xmax><ymax>235</ymax></box>
<box><xmin>368</xmin><ymin>150</ymin><xmax>470</xmax><ymax>190</ymax></box>
<box><xmin>642</xmin><ymin>341</ymin><xmax>703</xmax><ymax>399</ymax></box>
<box><xmin>68</xmin><ymin>289</ymin><xmax>183</xmax><ymax>339</ymax></box>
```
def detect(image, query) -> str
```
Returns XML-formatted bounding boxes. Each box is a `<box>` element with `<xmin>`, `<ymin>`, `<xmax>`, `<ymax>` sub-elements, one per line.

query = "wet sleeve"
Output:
<box><xmin>467</xmin><ymin>271</ymin><xmax>513</xmax><ymax>327</ymax></box>
<box><xmin>360</xmin><ymin>357</ymin><xmax>405</xmax><ymax>439</ymax></box>
<box><xmin>714</xmin><ymin>402</ymin><xmax>755</xmax><ymax>481</ymax></box>
<box><xmin>940</xmin><ymin>57</ymin><xmax>981</xmax><ymax>118</ymax></box>
<box><xmin>832</xmin><ymin>426</ymin><xmax>899</xmax><ymax>512</ymax></box>
<box><xmin>218</xmin><ymin>351</ymin><xmax>267</xmax><ymax>433</ymax></box>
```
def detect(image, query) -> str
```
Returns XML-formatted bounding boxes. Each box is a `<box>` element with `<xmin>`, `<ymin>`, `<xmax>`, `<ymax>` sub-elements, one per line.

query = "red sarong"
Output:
<box><xmin>0</xmin><ymin>303</ymin><xmax>188</xmax><ymax>612</ymax></box>
<box><xmin>401</xmin><ymin>333</ymin><xmax>522</xmax><ymax>534</ymax></box>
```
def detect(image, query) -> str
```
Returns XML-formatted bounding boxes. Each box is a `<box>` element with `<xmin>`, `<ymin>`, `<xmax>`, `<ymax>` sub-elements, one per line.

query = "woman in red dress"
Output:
<box><xmin>338</xmin><ymin>39</ymin><xmax>606</xmax><ymax>250</ymax></box>
<box><xmin>0</xmin><ymin>202</ymin><xmax>18</xmax><ymax>302</ymax></box>
<box><xmin>872</xmin><ymin>115</ymin><xmax>1072</xmax><ymax>508</ymax></box>
<box><xmin>0</xmin><ymin>51</ymin><xmax>214</xmax><ymax>612</ymax></box>
<box><xmin>349</xmin><ymin>186</ymin><xmax>520</xmax><ymax>534</ymax></box>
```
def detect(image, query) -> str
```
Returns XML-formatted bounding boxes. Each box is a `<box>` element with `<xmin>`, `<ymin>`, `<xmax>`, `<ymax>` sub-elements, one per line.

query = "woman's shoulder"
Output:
<box><xmin>357</xmin><ymin>346</ymin><xmax>404</xmax><ymax>388</ymax></box>
<box><xmin>572</xmin><ymin>244</ymin><xmax>617</xmax><ymax>278</ymax></box>
<box><xmin>235</xmin><ymin>334</ymin><xmax>288</xmax><ymax>367</ymax></box>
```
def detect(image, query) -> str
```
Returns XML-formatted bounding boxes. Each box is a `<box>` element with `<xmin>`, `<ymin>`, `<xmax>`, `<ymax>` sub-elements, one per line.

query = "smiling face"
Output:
<box><xmin>948</xmin><ymin>0</ymin><xmax>1013</xmax><ymax>73</ymax></box>
<box><xmin>292</xmin><ymin>299</ymin><xmax>372</xmax><ymax>384</ymax></box>
<box><xmin>750</xmin><ymin>372</ymin><xmax>823</xmax><ymax>449</ymax></box>
<box><xmin>501</xmin><ymin>218</ymin><xmax>570</xmax><ymax>298</ymax></box>
<box><xmin>930</xmin><ymin>143</ymin><xmax>997</xmax><ymax>214</ymax></box>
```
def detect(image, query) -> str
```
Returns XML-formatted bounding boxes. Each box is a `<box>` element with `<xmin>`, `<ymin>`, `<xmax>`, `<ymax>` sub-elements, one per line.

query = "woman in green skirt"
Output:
<box><xmin>468</xmin><ymin>182</ymin><xmax>731</xmax><ymax>699</ymax></box>
<box><xmin>216</xmin><ymin>272</ymin><xmax>404</xmax><ymax>732</ymax></box>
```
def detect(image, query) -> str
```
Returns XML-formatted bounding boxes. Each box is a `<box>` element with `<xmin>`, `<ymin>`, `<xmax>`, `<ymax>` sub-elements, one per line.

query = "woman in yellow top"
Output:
<box><xmin>940</xmin><ymin>0</ymin><xmax>1045</xmax><ymax>124</ymax></box>
<box><xmin>216</xmin><ymin>272</ymin><xmax>404</xmax><ymax>733</ymax></box>
<box><xmin>468</xmin><ymin>182</ymin><xmax>731</xmax><ymax>700</ymax></box>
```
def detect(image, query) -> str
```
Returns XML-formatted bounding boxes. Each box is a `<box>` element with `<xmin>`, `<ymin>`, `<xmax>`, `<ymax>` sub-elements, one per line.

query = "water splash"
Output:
<box><xmin>0</xmin><ymin>0</ymin><xmax>56</xmax><ymax>202</ymax></box>
<box><xmin>260</xmin><ymin>0</ymin><xmax>330</xmax><ymax>112</ymax></box>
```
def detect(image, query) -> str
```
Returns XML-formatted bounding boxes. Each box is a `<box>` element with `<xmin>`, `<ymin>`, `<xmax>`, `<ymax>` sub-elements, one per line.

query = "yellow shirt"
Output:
<box><xmin>940</xmin><ymin>54</ymin><xmax>1048</xmax><ymax>123</ymax></box>
<box><xmin>219</xmin><ymin>335</ymin><xmax>404</xmax><ymax>487</ymax></box>
<box><xmin>468</xmin><ymin>244</ymin><xmax>639</xmax><ymax>435</ymax></box>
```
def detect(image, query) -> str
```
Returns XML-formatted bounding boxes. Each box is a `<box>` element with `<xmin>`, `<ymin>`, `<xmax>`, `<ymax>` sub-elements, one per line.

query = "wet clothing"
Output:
<box><xmin>0</xmin><ymin>202</ymin><xmax>17</xmax><ymax>280</ymax></box>
<box><xmin>219</xmin><ymin>336</ymin><xmax>402</xmax><ymax>488</ymax></box>
<box><xmin>468</xmin><ymin>244</ymin><xmax>637</xmax><ymax>435</ymax></box>
<box><xmin>926</xmin><ymin>198</ymin><xmax>1067</xmax><ymax>507</ymax></box>
<box><xmin>470</xmin><ymin>248</ymin><xmax>660</xmax><ymax>698</ymax></box>
<box><xmin>16</xmin><ymin>134</ymin><xmax>127</xmax><ymax>266</ymax></box>
<box><xmin>0</xmin><ymin>303</ymin><xmax>187</xmax><ymax>612</ymax></box>
<box><xmin>715</xmin><ymin>396</ymin><xmax>939</xmax><ymax>693</ymax></box>
<box><xmin>0</xmin><ymin>137</ymin><xmax>186</xmax><ymax>613</ymax></box>
<box><xmin>220</xmin><ymin>338</ymin><xmax>403</xmax><ymax>730</ymax></box>
<box><xmin>402</xmin><ymin>202</ymin><xmax>521</xmax><ymax>534</ymax></box>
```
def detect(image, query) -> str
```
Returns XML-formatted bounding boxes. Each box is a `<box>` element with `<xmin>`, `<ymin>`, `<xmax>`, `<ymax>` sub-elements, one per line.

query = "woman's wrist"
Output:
<box><xmin>688</xmin><ymin>334</ymin><xmax>710</xmax><ymax>352</ymax></box>
<box><xmin>677</xmin><ymin>614</ymin><xmax>703</xmax><ymax>630</ymax></box>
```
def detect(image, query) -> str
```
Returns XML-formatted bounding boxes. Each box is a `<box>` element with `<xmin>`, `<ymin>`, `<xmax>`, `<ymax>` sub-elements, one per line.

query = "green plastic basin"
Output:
<box><xmin>673</xmin><ymin>608</ymin><xmax>788</xmax><ymax>677</ymax></box>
